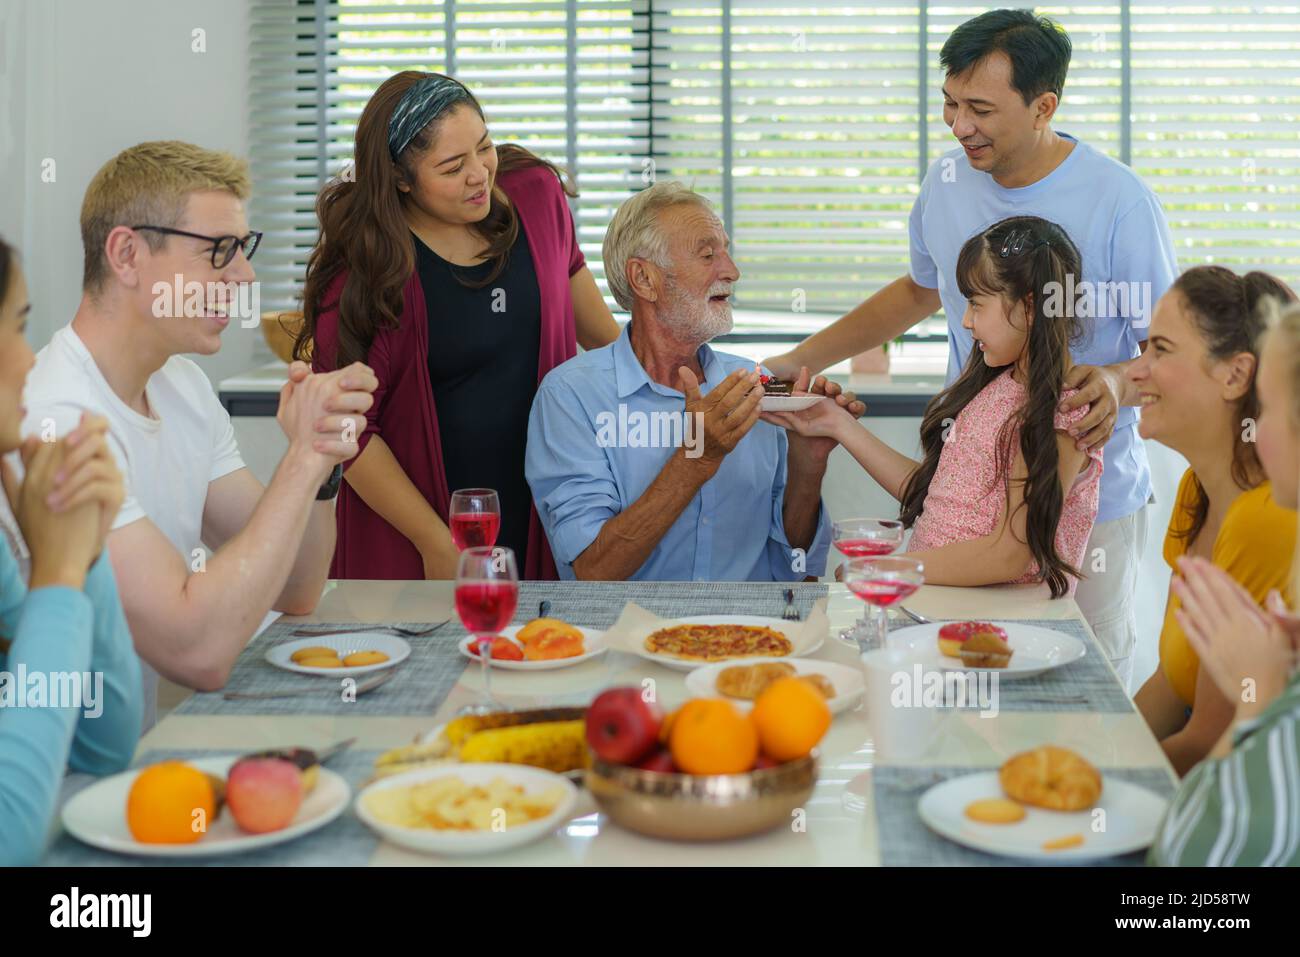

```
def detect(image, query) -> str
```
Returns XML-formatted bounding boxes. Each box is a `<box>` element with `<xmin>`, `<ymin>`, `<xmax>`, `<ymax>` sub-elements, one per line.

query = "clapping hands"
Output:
<box><xmin>1172</xmin><ymin>555</ymin><xmax>1299</xmax><ymax>713</ymax></box>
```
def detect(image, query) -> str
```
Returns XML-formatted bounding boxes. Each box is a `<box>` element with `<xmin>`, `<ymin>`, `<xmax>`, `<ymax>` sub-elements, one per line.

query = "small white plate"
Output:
<box><xmin>355</xmin><ymin>763</ymin><xmax>578</xmax><ymax>856</ymax></box>
<box><xmin>887</xmin><ymin>621</ymin><xmax>1086</xmax><ymax>680</ymax></box>
<box><xmin>457</xmin><ymin>624</ymin><xmax>607</xmax><ymax>671</ymax></box>
<box><xmin>761</xmin><ymin>394</ymin><xmax>825</xmax><ymax>412</ymax></box>
<box><xmin>266</xmin><ymin>633</ymin><xmax>411</xmax><ymax>677</ymax></box>
<box><xmin>61</xmin><ymin>756</ymin><xmax>350</xmax><ymax>858</ymax></box>
<box><xmin>628</xmin><ymin>615</ymin><xmax>822</xmax><ymax>672</ymax></box>
<box><xmin>917</xmin><ymin>771</ymin><xmax>1169</xmax><ymax>862</ymax></box>
<box><xmin>685</xmin><ymin>657</ymin><xmax>863</xmax><ymax>715</ymax></box>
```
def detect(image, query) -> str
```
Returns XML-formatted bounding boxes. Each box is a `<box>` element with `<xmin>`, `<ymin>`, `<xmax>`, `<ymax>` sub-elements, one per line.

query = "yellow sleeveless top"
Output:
<box><xmin>1160</xmin><ymin>470</ymin><xmax>1296</xmax><ymax>705</ymax></box>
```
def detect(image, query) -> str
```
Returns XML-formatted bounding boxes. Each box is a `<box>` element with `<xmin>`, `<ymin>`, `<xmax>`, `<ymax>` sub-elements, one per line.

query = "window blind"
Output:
<box><xmin>248</xmin><ymin>0</ymin><xmax>648</xmax><ymax>315</ymax></box>
<box><xmin>249</xmin><ymin>0</ymin><xmax>1300</xmax><ymax>333</ymax></box>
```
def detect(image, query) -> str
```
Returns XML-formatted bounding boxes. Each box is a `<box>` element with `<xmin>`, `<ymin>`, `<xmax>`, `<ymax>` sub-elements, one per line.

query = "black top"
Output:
<box><xmin>415</xmin><ymin>225</ymin><xmax>542</xmax><ymax>570</ymax></box>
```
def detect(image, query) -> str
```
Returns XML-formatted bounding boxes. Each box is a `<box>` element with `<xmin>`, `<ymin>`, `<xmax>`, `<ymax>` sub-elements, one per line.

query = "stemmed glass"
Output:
<box><xmin>832</xmin><ymin>518</ymin><xmax>904</xmax><ymax>643</ymax></box>
<box><xmin>842</xmin><ymin>556</ymin><xmax>925</xmax><ymax>652</ymax></box>
<box><xmin>454</xmin><ymin>546</ymin><xmax>519</xmax><ymax>714</ymax></box>
<box><xmin>449</xmin><ymin>488</ymin><xmax>500</xmax><ymax>551</ymax></box>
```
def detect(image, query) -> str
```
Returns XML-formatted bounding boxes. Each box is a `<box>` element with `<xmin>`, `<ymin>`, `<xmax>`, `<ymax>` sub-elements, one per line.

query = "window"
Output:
<box><xmin>249</xmin><ymin>0</ymin><xmax>1300</xmax><ymax>342</ymax></box>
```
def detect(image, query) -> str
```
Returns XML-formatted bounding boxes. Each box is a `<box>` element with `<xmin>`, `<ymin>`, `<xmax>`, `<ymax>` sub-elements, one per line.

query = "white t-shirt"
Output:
<box><xmin>21</xmin><ymin>324</ymin><xmax>246</xmax><ymax>728</ymax></box>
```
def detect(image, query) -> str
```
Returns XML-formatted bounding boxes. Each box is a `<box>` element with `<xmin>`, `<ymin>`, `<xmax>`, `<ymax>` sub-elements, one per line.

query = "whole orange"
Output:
<box><xmin>751</xmin><ymin>677</ymin><xmax>832</xmax><ymax>761</ymax></box>
<box><xmin>126</xmin><ymin>761</ymin><xmax>217</xmax><ymax>844</ymax></box>
<box><xmin>669</xmin><ymin>699</ymin><xmax>758</xmax><ymax>774</ymax></box>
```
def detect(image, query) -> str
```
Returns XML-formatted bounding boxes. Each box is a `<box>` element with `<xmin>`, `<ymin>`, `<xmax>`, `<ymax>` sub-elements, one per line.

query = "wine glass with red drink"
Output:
<box><xmin>449</xmin><ymin>488</ymin><xmax>501</xmax><ymax>551</ymax></box>
<box><xmin>454</xmin><ymin>546</ymin><xmax>519</xmax><ymax>714</ymax></box>
<box><xmin>832</xmin><ymin>519</ymin><xmax>904</xmax><ymax>642</ymax></box>
<box><xmin>842</xmin><ymin>556</ymin><xmax>924</xmax><ymax>652</ymax></box>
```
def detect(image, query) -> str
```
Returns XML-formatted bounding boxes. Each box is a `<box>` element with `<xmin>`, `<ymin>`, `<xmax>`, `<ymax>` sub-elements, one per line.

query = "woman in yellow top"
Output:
<box><xmin>1129</xmin><ymin>265</ymin><xmax>1297</xmax><ymax>776</ymax></box>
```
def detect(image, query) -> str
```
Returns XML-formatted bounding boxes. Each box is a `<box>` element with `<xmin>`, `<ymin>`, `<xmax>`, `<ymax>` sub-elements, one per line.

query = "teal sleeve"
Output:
<box><xmin>66</xmin><ymin>551</ymin><xmax>141</xmax><ymax>774</ymax></box>
<box><xmin>0</xmin><ymin>578</ymin><xmax>95</xmax><ymax>866</ymax></box>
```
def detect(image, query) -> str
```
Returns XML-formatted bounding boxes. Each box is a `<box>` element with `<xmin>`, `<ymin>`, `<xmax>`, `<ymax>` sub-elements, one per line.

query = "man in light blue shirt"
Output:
<box><xmin>767</xmin><ymin>10</ymin><xmax>1178</xmax><ymax>685</ymax></box>
<box><xmin>527</xmin><ymin>183</ymin><xmax>844</xmax><ymax>582</ymax></box>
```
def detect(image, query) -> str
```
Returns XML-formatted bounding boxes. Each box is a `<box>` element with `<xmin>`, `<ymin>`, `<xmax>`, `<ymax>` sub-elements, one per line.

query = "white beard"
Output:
<box><xmin>659</xmin><ymin>279</ymin><xmax>734</xmax><ymax>342</ymax></box>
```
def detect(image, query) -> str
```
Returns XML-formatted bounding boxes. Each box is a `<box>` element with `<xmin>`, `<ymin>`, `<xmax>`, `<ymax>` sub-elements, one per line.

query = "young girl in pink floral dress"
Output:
<box><xmin>768</xmin><ymin>215</ymin><xmax>1102</xmax><ymax>597</ymax></box>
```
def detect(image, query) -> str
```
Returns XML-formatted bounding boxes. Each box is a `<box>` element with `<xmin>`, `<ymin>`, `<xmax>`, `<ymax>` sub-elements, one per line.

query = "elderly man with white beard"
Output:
<box><xmin>525</xmin><ymin>182</ymin><xmax>860</xmax><ymax>581</ymax></box>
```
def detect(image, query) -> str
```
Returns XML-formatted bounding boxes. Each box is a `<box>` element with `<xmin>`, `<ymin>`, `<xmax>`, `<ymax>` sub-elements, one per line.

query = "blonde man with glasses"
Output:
<box><xmin>19</xmin><ymin>141</ymin><xmax>377</xmax><ymax>727</ymax></box>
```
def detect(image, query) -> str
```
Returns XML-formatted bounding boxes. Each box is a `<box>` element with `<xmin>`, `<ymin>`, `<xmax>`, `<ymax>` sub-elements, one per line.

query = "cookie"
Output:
<box><xmin>964</xmin><ymin>798</ymin><xmax>1027</xmax><ymax>824</ymax></box>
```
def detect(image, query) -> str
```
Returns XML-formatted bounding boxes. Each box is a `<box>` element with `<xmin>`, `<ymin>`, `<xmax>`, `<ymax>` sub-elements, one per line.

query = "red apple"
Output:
<box><xmin>754</xmin><ymin>754</ymin><xmax>779</xmax><ymax>770</ymax></box>
<box><xmin>226</xmin><ymin>757</ymin><xmax>303</xmax><ymax>834</ymax></box>
<box><xmin>586</xmin><ymin>687</ymin><xmax>663</xmax><ymax>764</ymax></box>
<box><xmin>634</xmin><ymin>747</ymin><xmax>677</xmax><ymax>773</ymax></box>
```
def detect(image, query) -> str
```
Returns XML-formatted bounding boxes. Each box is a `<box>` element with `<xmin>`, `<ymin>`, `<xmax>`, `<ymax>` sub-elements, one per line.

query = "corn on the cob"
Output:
<box><xmin>457</xmin><ymin>719</ymin><xmax>589</xmax><ymax>773</ymax></box>
<box><xmin>443</xmin><ymin>707</ymin><xmax>586</xmax><ymax>749</ymax></box>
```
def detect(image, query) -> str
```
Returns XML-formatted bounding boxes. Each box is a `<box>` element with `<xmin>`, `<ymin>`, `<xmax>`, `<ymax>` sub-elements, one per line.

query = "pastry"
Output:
<box><xmin>958</xmin><ymin>632</ymin><xmax>1014</xmax><ymax>668</ymax></box>
<box><xmin>343</xmin><ymin>650</ymin><xmax>390</xmax><ymax>666</ymax></box>
<box><xmin>523</xmin><ymin>632</ymin><xmax>584</xmax><ymax>660</ymax></box>
<box><xmin>516</xmin><ymin>617</ymin><xmax>583</xmax><ymax>647</ymax></box>
<box><xmin>716</xmin><ymin>661</ymin><xmax>797</xmax><ymax>699</ymax></box>
<box><xmin>937</xmin><ymin>621</ymin><xmax>1006</xmax><ymax>658</ymax></box>
<box><xmin>795</xmin><ymin>673</ymin><xmax>836</xmax><ymax>699</ymax></box>
<box><xmin>964</xmin><ymin>797</ymin><xmax>1026</xmax><ymax>824</ymax></box>
<box><xmin>290</xmin><ymin>646</ymin><xmax>338</xmax><ymax>663</ymax></box>
<box><xmin>999</xmin><ymin>746</ymin><xmax>1102</xmax><ymax>811</ymax></box>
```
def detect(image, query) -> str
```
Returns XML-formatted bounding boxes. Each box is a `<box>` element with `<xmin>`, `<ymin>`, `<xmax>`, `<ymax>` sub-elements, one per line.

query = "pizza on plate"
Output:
<box><xmin>643</xmin><ymin>623</ymin><xmax>793</xmax><ymax>662</ymax></box>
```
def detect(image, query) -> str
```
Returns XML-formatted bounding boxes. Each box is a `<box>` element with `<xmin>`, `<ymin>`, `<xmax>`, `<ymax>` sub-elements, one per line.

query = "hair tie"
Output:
<box><xmin>387</xmin><ymin>74</ymin><xmax>475</xmax><ymax>161</ymax></box>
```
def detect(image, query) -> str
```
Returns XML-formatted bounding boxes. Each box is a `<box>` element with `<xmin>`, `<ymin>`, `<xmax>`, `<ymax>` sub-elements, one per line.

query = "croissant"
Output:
<box><xmin>999</xmin><ymin>746</ymin><xmax>1102</xmax><ymax>811</ymax></box>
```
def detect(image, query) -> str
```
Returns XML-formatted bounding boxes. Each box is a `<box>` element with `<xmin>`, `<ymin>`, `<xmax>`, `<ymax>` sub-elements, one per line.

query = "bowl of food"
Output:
<box><xmin>585</xmin><ymin>752</ymin><xmax>817</xmax><ymax>841</ymax></box>
<box><xmin>355</xmin><ymin>763</ymin><xmax>577</xmax><ymax>855</ymax></box>
<box><xmin>582</xmin><ymin>685</ymin><xmax>826</xmax><ymax>840</ymax></box>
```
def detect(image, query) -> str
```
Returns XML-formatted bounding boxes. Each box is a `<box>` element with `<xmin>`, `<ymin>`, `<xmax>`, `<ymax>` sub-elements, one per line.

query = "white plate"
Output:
<box><xmin>266</xmin><ymin>633</ymin><xmax>411</xmax><ymax>676</ymax></box>
<box><xmin>354</xmin><ymin>763</ymin><xmax>578</xmax><ymax>856</ymax></box>
<box><xmin>61</xmin><ymin>756</ymin><xmax>350</xmax><ymax>858</ymax></box>
<box><xmin>627</xmin><ymin>615</ymin><xmax>823</xmax><ymax>672</ymax></box>
<box><xmin>457</xmin><ymin>624</ymin><xmax>607</xmax><ymax>671</ymax></box>
<box><xmin>685</xmin><ymin>657</ymin><xmax>863</xmax><ymax>715</ymax></box>
<box><xmin>887</xmin><ymin>621</ymin><xmax>1086</xmax><ymax>680</ymax></box>
<box><xmin>917</xmin><ymin>771</ymin><xmax>1169</xmax><ymax>862</ymax></box>
<box><xmin>761</xmin><ymin>394</ymin><xmax>825</xmax><ymax>412</ymax></box>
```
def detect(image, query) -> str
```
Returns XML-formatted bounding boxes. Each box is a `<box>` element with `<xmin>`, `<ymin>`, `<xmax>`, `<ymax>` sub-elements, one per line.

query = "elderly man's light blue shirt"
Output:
<box><xmin>526</xmin><ymin>325</ymin><xmax>831</xmax><ymax>582</ymax></box>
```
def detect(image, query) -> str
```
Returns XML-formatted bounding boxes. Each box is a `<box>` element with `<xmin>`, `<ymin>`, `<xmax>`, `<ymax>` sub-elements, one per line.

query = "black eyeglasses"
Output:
<box><xmin>131</xmin><ymin>226</ymin><xmax>262</xmax><ymax>269</ymax></box>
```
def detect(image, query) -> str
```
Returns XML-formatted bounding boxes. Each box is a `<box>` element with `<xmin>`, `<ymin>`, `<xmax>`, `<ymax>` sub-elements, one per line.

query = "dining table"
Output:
<box><xmin>48</xmin><ymin>578</ymin><xmax>1178</xmax><ymax>867</ymax></box>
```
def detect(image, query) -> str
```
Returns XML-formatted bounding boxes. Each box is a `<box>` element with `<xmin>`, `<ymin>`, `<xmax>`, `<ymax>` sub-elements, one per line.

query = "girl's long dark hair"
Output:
<box><xmin>1168</xmin><ymin>266</ymin><xmax>1296</xmax><ymax>547</ymax></box>
<box><xmin>296</xmin><ymin>71</ymin><xmax>575</xmax><ymax>370</ymax></box>
<box><xmin>898</xmin><ymin>215</ymin><xmax>1084</xmax><ymax>598</ymax></box>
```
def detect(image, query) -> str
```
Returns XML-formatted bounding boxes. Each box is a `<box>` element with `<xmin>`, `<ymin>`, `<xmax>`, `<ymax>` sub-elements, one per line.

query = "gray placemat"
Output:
<box><xmin>45</xmin><ymin>748</ymin><xmax>382</xmax><ymax>866</ymax></box>
<box><xmin>887</xmin><ymin>617</ymin><xmax>1133</xmax><ymax>713</ymax></box>
<box><xmin>174</xmin><ymin>620</ymin><xmax>466</xmax><ymax>717</ymax></box>
<box><xmin>515</xmin><ymin>580</ymin><xmax>828</xmax><ymax>626</ymax></box>
<box><xmin>873</xmin><ymin>765</ymin><xmax>1177</xmax><ymax>867</ymax></box>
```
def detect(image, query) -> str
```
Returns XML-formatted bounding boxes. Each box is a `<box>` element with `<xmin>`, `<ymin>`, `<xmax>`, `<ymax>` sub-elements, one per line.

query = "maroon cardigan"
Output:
<box><xmin>311</xmin><ymin>166</ymin><xmax>583</xmax><ymax>580</ymax></box>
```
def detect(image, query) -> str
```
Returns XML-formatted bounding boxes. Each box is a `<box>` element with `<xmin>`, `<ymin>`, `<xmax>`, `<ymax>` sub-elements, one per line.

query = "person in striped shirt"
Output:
<box><xmin>1149</xmin><ymin>300</ymin><xmax>1300</xmax><ymax>866</ymax></box>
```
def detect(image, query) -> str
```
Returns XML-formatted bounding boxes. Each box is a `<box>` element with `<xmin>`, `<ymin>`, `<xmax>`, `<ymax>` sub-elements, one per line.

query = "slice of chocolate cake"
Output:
<box><xmin>759</xmin><ymin>374</ymin><xmax>794</xmax><ymax>396</ymax></box>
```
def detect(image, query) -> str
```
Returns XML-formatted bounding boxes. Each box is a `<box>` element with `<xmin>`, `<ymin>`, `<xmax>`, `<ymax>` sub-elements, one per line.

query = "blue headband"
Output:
<box><xmin>387</xmin><ymin>74</ymin><xmax>476</xmax><ymax>160</ymax></box>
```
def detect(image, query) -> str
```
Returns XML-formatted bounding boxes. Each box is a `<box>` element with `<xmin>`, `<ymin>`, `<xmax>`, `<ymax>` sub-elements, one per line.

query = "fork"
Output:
<box><xmin>222</xmin><ymin>668</ymin><xmax>399</xmax><ymax>700</ymax></box>
<box><xmin>895</xmin><ymin>606</ymin><xmax>932</xmax><ymax>625</ymax></box>
<box><xmin>781</xmin><ymin>588</ymin><xmax>801</xmax><ymax>621</ymax></box>
<box><xmin>291</xmin><ymin>620</ymin><xmax>448</xmax><ymax>638</ymax></box>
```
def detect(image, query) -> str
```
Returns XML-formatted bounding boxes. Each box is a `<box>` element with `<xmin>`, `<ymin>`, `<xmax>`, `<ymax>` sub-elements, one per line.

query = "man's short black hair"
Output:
<box><xmin>940</xmin><ymin>9</ymin><xmax>1072</xmax><ymax>105</ymax></box>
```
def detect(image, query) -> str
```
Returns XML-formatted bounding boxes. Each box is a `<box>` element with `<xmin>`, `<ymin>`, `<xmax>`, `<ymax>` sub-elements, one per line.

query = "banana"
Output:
<box><xmin>457</xmin><ymin>719</ymin><xmax>589</xmax><ymax>773</ymax></box>
<box><xmin>443</xmin><ymin>707</ymin><xmax>587</xmax><ymax>749</ymax></box>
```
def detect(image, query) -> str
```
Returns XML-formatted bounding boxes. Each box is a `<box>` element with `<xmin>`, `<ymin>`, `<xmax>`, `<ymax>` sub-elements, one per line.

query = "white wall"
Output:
<box><xmin>0</xmin><ymin>0</ymin><xmax>261</xmax><ymax>386</ymax></box>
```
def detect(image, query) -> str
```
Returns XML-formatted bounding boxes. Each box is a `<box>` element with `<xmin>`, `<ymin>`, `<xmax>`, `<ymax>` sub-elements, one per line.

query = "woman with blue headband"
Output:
<box><xmin>298</xmin><ymin>72</ymin><xmax>619</xmax><ymax>580</ymax></box>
